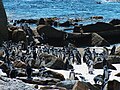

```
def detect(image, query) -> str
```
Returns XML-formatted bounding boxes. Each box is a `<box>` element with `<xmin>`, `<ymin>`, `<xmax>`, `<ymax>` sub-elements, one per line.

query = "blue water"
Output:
<box><xmin>3</xmin><ymin>0</ymin><xmax>120</xmax><ymax>22</ymax></box>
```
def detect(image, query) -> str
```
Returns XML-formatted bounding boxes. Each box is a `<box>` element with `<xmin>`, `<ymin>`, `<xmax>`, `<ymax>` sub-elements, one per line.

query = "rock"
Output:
<box><xmin>38</xmin><ymin>53</ymin><xmax>72</xmax><ymax>70</ymax></box>
<box><xmin>16</xmin><ymin>19</ymin><xmax>37</xmax><ymax>24</ymax></box>
<box><xmin>98</xmin><ymin>29</ymin><xmax>120</xmax><ymax>44</ymax></box>
<box><xmin>37</xmin><ymin>18</ymin><xmax>46</xmax><ymax>25</ymax></box>
<box><xmin>0</xmin><ymin>1</ymin><xmax>8</xmax><ymax>45</ymax></box>
<box><xmin>0</xmin><ymin>77</ymin><xmax>37</xmax><ymax>90</ymax></box>
<box><xmin>0</xmin><ymin>50</ymin><xmax>4</xmax><ymax>57</ymax></box>
<box><xmin>56</xmin><ymin>80</ymin><xmax>99</xmax><ymax>90</ymax></box>
<box><xmin>73</xmin><ymin>26</ymin><xmax>80</xmax><ymax>33</ymax></box>
<box><xmin>13</xmin><ymin>60</ymin><xmax>26</xmax><ymax>68</ymax></box>
<box><xmin>109</xmin><ymin>19</ymin><xmax>120</xmax><ymax>25</ymax></box>
<box><xmin>18</xmin><ymin>77</ymin><xmax>60</xmax><ymax>85</ymax></box>
<box><xmin>72</xmin><ymin>81</ymin><xmax>100</xmax><ymax>90</ymax></box>
<box><xmin>56</xmin><ymin>80</ymin><xmax>76</xmax><ymax>90</ymax></box>
<box><xmin>90</xmin><ymin>16</ymin><xmax>103</xmax><ymax>20</ymax></box>
<box><xmin>107</xmin><ymin>55</ymin><xmax>120</xmax><ymax>64</ymax></box>
<box><xmin>91</xmin><ymin>33</ymin><xmax>110</xmax><ymax>46</ymax></box>
<box><xmin>40</xmin><ymin>86</ymin><xmax>67</xmax><ymax>90</ymax></box>
<box><xmin>45</xmin><ymin>70</ymin><xmax>65</xmax><ymax>81</ymax></box>
<box><xmin>82</xmin><ymin>22</ymin><xmax>114</xmax><ymax>33</ymax></box>
<box><xmin>59</xmin><ymin>21</ymin><xmax>71</xmax><ymax>27</ymax></box>
<box><xmin>0</xmin><ymin>61</ymin><xmax>10</xmax><ymax>77</ymax></box>
<box><xmin>115</xmin><ymin>46</ymin><xmax>120</xmax><ymax>55</ymax></box>
<box><xmin>12</xmin><ymin>29</ymin><xmax>26</xmax><ymax>42</ymax></box>
<box><xmin>115</xmin><ymin>73</ymin><xmax>120</xmax><ymax>77</ymax></box>
<box><xmin>108</xmin><ymin>80</ymin><xmax>120</xmax><ymax>90</ymax></box>
<box><xmin>93</xmin><ymin>62</ymin><xmax>117</xmax><ymax>70</ymax></box>
<box><xmin>37</xmin><ymin>25</ymin><xmax>110</xmax><ymax>47</ymax></box>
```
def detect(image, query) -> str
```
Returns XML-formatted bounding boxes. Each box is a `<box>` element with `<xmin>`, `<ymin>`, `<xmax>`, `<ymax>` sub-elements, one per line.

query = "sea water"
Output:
<box><xmin>3</xmin><ymin>0</ymin><xmax>120</xmax><ymax>22</ymax></box>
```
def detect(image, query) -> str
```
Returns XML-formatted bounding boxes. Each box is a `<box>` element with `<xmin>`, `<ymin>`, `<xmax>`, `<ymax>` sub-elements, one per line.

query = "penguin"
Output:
<box><xmin>69</xmin><ymin>69</ymin><xmax>75</xmax><ymax>80</ymax></box>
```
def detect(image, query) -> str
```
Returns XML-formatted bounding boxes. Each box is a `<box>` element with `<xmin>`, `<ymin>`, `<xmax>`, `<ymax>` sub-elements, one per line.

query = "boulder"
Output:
<box><xmin>18</xmin><ymin>77</ymin><xmax>60</xmax><ymax>85</ymax></box>
<box><xmin>56</xmin><ymin>80</ymin><xmax>99</xmax><ymax>90</ymax></box>
<box><xmin>0</xmin><ymin>50</ymin><xmax>4</xmax><ymax>57</ymax></box>
<box><xmin>0</xmin><ymin>1</ymin><xmax>8</xmax><ymax>45</ymax></box>
<box><xmin>38</xmin><ymin>53</ymin><xmax>72</xmax><ymax>70</ymax></box>
<box><xmin>37</xmin><ymin>18</ymin><xmax>46</xmax><ymax>25</ymax></box>
<box><xmin>115</xmin><ymin>73</ymin><xmax>120</xmax><ymax>77</ymax></box>
<box><xmin>72</xmin><ymin>81</ymin><xmax>100</xmax><ymax>90</ymax></box>
<box><xmin>90</xmin><ymin>16</ymin><xmax>103</xmax><ymax>20</ymax></box>
<box><xmin>73</xmin><ymin>26</ymin><xmax>80</xmax><ymax>33</ymax></box>
<box><xmin>91</xmin><ymin>33</ymin><xmax>110</xmax><ymax>46</ymax></box>
<box><xmin>0</xmin><ymin>77</ymin><xmax>37</xmax><ymax>90</ymax></box>
<box><xmin>16</xmin><ymin>19</ymin><xmax>37</xmax><ymax>24</ymax></box>
<box><xmin>56</xmin><ymin>80</ymin><xmax>76</xmax><ymax>90</ymax></box>
<box><xmin>115</xmin><ymin>46</ymin><xmax>120</xmax><ymax>55</ymax></box>
<box><xmin>109</xmin><ymin>19</ymin><xmax>120</xmax><ymax>25</ymax></box>
<box><xmin>45</xmin><ymin>70</ymin><xmax>65</xmax><ymax>81</ymax></box>
<box><xmin>82</xmin><ymin>22</ymin><xmax>114</xmax><ymax>33</ymax></box>
<box><xmin>0</xmin><ymin>61</ymin><xmax>10</xmax><ymax>76</ymax></box>
<box><xmin>40</xmin><ymin>86</ymin><xmax>66</xmax><ymax>90</ymax></box>
<box><xmin>107</xmin><ymin>55</ymin><xmax>120</xmax><ymax>64</ymax></box>
<box><xmin>93</xmin><ymin>62</ymin><xmax>117</xmax><ymax>70</ymax></box>
<box><xmin>12</xmin><ymin>29</ymin><xmax>26</xmax><ymax>42</ymax></box>
<box><xmin>59</xmin><ymin>21</ymin><xmax>72</xmax><ymax>27</ymax></box>
<box><xmin>98</xmin><ymin>29</ymin><xmax>120</xmax><ymax>44</ymax></box>
<box><xmin>108</xmin><ymin>80</ymin><xmax>120</xmax><ymax>90</ymax></box>
<box><xmin>13</xmin><ymin>60</ymin><xmax>26</xmax><ymax>68</ymax></box>
<box><xmin>37</xmin><ymin>25</ymin><xmax>110</xmax><ymax>47</ymax></box>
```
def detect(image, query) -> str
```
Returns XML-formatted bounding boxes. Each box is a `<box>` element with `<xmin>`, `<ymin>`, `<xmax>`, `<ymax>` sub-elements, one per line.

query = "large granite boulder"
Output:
<box><xmin>82</xmin><ymin>22</ymin><xmax>115</xmax><ymax>33</ymax></box>
<box><xmin>12</xmin><ymin>29</ymin><xmax>26</xmax><ymax>42</ymax></box>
